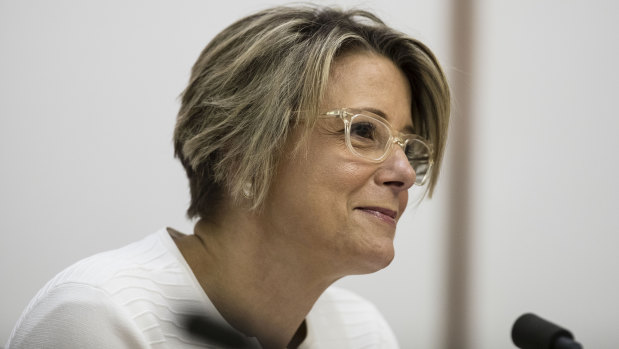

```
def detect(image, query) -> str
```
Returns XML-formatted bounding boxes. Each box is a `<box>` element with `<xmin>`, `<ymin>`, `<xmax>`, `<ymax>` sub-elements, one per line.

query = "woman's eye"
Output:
<box><xmin>350</xmin><ymin>122</ymin><xmax>376</xmax><ymax>140</ymax></box>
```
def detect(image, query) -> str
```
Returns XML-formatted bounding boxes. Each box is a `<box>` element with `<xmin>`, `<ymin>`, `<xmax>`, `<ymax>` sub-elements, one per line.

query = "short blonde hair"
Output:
<box><xmin>174</xmin><ymin>5</ymin><xmax>450</xmax><ymax>220</ymax></box>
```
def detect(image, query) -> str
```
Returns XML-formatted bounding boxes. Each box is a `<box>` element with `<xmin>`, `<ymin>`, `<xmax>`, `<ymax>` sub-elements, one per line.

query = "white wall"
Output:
<box><xmin>0</xmin><ymin>1</ymin><xmax>450</xmax><ymax>347</ymax></box>
<box><xmin>470</xmin><ymin>0</ymin><xmax>619</xmax><ymax>348</ymax></box>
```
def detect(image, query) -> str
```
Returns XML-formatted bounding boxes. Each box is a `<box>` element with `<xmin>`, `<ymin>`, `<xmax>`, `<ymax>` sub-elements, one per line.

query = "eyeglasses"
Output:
<box><xmin>321</xmin><ymin>108</ymin><xmax>433</xmax><ymax>186</ymax></box>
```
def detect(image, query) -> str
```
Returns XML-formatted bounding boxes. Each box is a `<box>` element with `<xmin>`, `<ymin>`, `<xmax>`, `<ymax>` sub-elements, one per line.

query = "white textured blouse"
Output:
<box><xmin>6</xmin><ymin>228</ymin><xmax>399</xmax><ymax>348</ymax></box>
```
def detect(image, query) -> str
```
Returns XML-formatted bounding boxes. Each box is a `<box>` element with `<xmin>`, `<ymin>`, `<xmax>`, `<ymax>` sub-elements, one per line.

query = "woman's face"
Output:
<box><xmin>263</xmin><ymin>51</ymin><xmax>416</xmax><ymax>276</ymax></box>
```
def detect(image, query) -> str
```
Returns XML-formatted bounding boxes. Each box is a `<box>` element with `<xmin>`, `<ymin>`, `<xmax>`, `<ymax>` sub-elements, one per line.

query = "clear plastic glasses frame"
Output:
<box><xmin>321</xmin><ymin>108</ymin><xmax>434</xmax><ymax>186</ymax></box>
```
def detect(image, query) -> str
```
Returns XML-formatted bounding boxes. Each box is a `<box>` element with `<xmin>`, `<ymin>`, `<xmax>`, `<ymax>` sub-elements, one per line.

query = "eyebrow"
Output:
<box><xmin>359</xmin><ymin>107</ymin><xmax>416</xmax><ymax>134</ymax></box>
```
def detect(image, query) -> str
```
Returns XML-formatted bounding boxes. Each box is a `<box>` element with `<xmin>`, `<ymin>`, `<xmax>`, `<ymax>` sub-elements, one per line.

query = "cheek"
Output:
<box><xmin>309</xmin><ymin>155</ymin><xmax>369</xmax><ymax>201</ymax></box>
<box><xmin>284</xmin><ymin>130</ymin><xmax>375</xmax><ymax>214</ymax></box>
<box><xmin>302</xmin><ymin>139</ymin><xmax>352</xmax><ymax>188</ymax></box>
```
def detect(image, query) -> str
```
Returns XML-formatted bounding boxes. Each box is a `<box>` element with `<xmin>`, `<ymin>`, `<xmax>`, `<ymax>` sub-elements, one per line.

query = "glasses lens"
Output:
<box><xmin>348</xmin><ymin>114</ymin><xmax>391</xmax><ymax>160</ymax></box>
<box><xmin>346</xmin><ymin>112</ymin><xmax>432</xmax><ymax>186</ymax></box>
<box><xmin>405</xmin><ymin>139</ymin><xmax>432</xmax><ymax>185</ymax></box>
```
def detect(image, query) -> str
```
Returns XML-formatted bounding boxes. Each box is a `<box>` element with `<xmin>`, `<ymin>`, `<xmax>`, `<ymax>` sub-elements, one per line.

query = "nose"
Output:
<box><xmin>375</xmin><ymin>143</ymin><xmax>416</xmax><ymax>192</ymax></box>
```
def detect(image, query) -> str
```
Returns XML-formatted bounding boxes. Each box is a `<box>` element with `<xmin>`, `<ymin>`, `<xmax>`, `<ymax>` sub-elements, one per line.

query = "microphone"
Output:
<box><xmin>512</xmin><ymin>313</ymin><xmax>583</xmax><ymax>349</ymax></box>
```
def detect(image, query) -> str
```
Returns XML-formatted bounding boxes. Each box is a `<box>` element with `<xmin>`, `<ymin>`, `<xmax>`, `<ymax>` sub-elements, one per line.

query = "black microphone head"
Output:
<box><xmin>512</xmin><ymin>313</ymin><xmax>575</xmax><ymax>349</ymax></box>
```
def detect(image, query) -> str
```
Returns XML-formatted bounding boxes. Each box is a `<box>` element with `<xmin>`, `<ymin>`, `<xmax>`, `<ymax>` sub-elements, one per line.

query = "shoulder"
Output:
<box><xmin>20</xmin><ymin>230</ymin><xmax>169</xmax><ymax>296</ymax></box>
<box><xmin>7</xmin><ymin>229</ymin><xmax>209</xmax><ymax>348</ymax></box>
<box><xmin>303</xmin><ymin>286</ymin><xmax>400</xmax><ymax>349</ymax></box>
<box><xmin>7</xmin><ymin>282</ymin><xmax>147</xmax><ymax>348</ymax></box>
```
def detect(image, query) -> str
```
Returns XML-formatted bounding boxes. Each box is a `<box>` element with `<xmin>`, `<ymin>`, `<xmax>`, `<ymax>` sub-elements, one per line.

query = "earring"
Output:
<box><xmin>242</xmin><ymin>181</ymin><xmax>253</xmax><ymax>198</ymax></box>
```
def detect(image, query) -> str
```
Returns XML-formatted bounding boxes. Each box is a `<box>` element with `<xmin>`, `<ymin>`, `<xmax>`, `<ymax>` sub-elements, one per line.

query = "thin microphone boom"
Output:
<box><xmin>183</xmin><ymin>314</ymin><xmax>255</xmax><ymax>348</ymax></box>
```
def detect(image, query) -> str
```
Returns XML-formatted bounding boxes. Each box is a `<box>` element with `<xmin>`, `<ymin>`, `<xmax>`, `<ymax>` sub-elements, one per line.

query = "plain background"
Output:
<box><xmin>1</xmin><ymin>0</ymin><xmax>618</xmax><ymax>348</ymax></box>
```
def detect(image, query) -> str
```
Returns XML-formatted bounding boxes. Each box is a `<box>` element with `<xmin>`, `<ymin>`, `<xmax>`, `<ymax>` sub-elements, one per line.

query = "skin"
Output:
<box><xmin>173</xmin><ymin>50</ymin><xmax>416</xmax><ymax>348</ymax></box>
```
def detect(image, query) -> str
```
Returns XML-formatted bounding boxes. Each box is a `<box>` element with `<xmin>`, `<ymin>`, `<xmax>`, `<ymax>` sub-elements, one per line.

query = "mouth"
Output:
<box><xmin>355</xmin><ymin>206</ymin><xmax>398</xmax><ymax>225</ymax></box>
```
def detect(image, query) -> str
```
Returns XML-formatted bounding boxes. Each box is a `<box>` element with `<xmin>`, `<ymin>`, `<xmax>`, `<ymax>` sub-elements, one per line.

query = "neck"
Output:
<box><xmin>175</xmin><ymin>210</ymin><xmax>341</xmax><ymax>348</ymax></box>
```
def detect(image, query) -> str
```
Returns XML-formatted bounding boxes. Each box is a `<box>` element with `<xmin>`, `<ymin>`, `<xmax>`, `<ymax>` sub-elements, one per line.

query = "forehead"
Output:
<box><xmin>322</xmin><ymin>51</ymin><xmax>414</xmax><ymax>131</ymax></box>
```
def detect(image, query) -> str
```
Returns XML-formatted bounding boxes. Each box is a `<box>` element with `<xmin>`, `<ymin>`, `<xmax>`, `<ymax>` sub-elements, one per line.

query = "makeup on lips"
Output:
<box><xmin>355</xmin><ymin>207</ymin><xmax>397</xmax><ymax>225</ymax></box>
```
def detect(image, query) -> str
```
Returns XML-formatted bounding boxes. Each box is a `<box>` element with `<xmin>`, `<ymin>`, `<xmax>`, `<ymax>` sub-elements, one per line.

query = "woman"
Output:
<box><xmin>7</xmin><ymin>5</ymin><xmax>449</xmax><ymax>349</ymax></box>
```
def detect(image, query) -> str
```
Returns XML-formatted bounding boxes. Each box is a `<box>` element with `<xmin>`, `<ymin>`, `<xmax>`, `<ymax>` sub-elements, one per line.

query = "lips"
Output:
<box><xmin>356</xmin><ymin>206</ymin><xmax>398</xmax><ymax>224</ymax></box>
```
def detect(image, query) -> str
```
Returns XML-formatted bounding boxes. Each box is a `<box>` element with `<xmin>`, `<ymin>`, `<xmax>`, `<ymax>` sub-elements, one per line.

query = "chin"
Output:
<box><xmin>349</xmin><ymin>240</ymin><xmax>395</xmax><ymax>275</ymax></box>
